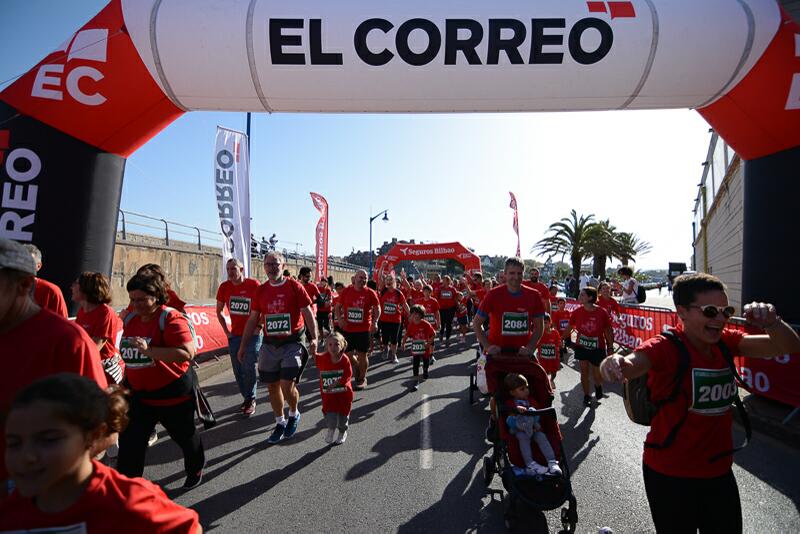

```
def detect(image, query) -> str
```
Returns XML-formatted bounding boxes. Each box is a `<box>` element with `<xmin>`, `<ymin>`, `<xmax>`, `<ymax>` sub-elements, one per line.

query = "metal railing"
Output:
<box><xmin>118</xmin><ymin>209</ymin><xmax>222</xmax><ymax>250</ymax></box>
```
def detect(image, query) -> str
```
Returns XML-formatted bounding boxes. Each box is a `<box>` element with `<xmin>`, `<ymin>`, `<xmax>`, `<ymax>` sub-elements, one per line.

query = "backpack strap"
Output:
<box><xmin>122</xmin><ymin>310</ymin><xmax>138</xmax><ymax>327</ymax></box>
<box><xmin>644</xmin><ymin>330</ymin><xmax>692</xmax><ymax>450</ymax></box>
<box><xmin>709</xmin><ymin>341</ymin><xmax>752</xmax><ymax>462</ymax></box>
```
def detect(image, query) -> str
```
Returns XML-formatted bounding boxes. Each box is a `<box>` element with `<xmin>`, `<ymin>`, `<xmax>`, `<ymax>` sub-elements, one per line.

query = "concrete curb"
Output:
<box><xmin>195</xmin><ymin>353</ymin><xmax>233</xmax><ymax>383</ymax></box>
<box><xmin>734</xmin><ymin>392</ymin><xmax>800</xmax><ymax>450</ymax></box>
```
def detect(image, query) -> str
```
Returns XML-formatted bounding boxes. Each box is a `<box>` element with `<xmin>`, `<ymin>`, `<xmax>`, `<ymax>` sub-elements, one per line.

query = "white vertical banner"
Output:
<box><xmin>214</xmin><ymin>126</ymin><xmax>251</xmax><ymax>279</ymax></box>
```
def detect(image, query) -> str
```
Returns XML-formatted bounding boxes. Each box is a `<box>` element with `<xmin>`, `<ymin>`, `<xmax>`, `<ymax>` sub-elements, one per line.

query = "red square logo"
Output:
<box><xmin>587</xmin><ymin>1</ymin><xmax>607</xmax><ymax>13</ymax></box>
<box><xmin>608</xmin><ymin>2</ymin><xmax>636</xmax><ymax>18</ymax></box>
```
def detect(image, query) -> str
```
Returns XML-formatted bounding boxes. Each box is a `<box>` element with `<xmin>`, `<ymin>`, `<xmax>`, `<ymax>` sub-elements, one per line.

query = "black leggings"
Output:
<box><xmin>643</xmin><ymin>463</ymin><xmax>742</xmax><ymax>534</ymax></box>
<box><xmin>439</xmin><ymin>307</ymin><xmax>456</xmax><ymax>340</ymax></box>
<box><xmin>118</xmin><ymin>396</ymin><xmax>205</xmax><ymax>478</ymax></box>
<box><xmin>412</xmin><ymin>355</ymin><xmax>430</xmax><ymax>378</ymax></box>
<box><xmin>316</xmin><ymin>311</ymin><xmax>331</xmax><ymax>333</ymax></box>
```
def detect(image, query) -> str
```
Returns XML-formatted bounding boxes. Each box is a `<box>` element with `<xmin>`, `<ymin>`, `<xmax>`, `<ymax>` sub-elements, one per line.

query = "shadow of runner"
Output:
<box><xmin>190</xmin><ymin>447</ymin><xmax>331</xmax><ymax>530</ymax></box>
<box><xmin>558</xmin><ymin>384</ymin><xmax>599</xmax><ymax>476</ymax></box>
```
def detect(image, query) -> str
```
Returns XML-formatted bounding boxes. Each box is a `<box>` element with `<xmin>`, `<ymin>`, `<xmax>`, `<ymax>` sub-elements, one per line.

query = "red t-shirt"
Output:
<box><xmin>302</xmin><ymin>281</ymin><xmax>321</xmax><ymax>313</ymax></box>
<box><xmin>456</xmin><ymin>292</ymin><xmax>469</xmax><ymax>318</ymax></box>
<box><xmin>253</xmin><ymin>278</ymin><xmax>312</xmax><ymax>338</ymax></box>
<box><xmin>597</xmin><ymin>295</ymin><xmax>621</xmax><ymax>316</ymax></box>
<box><xmin>435</xmin><ymin>286</ymin><xmax>459</xmax><ymax>310</ymax></box>
<box><xmin>406</xmin><ymin>320</ymin><xmax>436</xmax><ymax>358</ymax></box>
<box><xmin>317</xmin><ymin>286</ymin><xmax>334</xmax><ymax>313</ymax></box>
<box><xmin>379</xmin><ymin>289</ymin><xmax>407</xmax><ymax>324</ymax></box>
<box><xmin>551</xmin><ymin>310</ymin><xmax>571</xmax><ymax>334</ymax></box>
<box><xmin>0</xmin><ymin>460</ymin><xmax>199</xmax><ymax>533</ymax></box>
<box><xmin>569</xmin><ymin>306</ymin><xmax>613</xmax><ymax>352</ymax></box>
<box><xmin>121</xmin><ymin>307</ymin><xmax>194</xmax><ymax>402</ymax></box>
<box><xmin>419</xmin><ymin>297</ymin><xmax>440</xmax><ymax>325</ymax></box>
<box><xmin>405</xmin><ymin>288</ymin><xmax>424</xmax><ymax>305</ymax></box>
<box><xmin>638</xmin><ymin>327</ymin><xmax>745</xmax><ymax>478</ymax></box>
<box><xmin>216</xmin><ymin>278</ymin><xmax>260</xmax><ymax>336</ymax></box>
<box><xmin>0</xmin><ymin>309</ymin><xmax>107</xmax><ymax>481</ymax></box>
<box><xmin>338</xmin><ymin>286</ymin><xmax>380</xmax><ymax>333</ymax></box>
<box><xmin>166</xmin><ymin>289</ymin><xmax>186</xmax><ymax>313</ymax></box>
<box><xmin>522</xmin><ymin>280</ymin><xmax>551</xmax><ymax>311</ymax></box>
<box><xmin>314</xmin><ymin>352</ymin><xmax>353</xmax><ymax>415</ymax></box>
<box><xmin>537</xmin><ymin>329</ymin><xmax>562</xmax><ymax>373</ymax></box>
<box><xmin>33</xmin><ymin>277</ymin><xmax>68</xmax><ymax>318</ymax></box>
<box><xmin>472</xmin><ymin>287</ymin><xmax>488</xmax><ymax>307</ymax></box>
<box><xmin>76</xmin><ymin>304</ymin><xmax>122</xmax><ymax>361</ymax></box>
<box><xmin>477</xmin><ymin>285</ymin><xmax>545</xmax><ymax>349</ymax></box>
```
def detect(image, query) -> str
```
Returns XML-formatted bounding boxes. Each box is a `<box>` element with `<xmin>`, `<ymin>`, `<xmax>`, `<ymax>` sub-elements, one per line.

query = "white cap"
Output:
<box><xmin>0</xmin><ymin>238</ymin><xmax>37</xmax><ymax>275</ymax></box>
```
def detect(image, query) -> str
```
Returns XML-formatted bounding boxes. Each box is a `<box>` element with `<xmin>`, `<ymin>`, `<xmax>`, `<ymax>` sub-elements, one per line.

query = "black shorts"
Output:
<box><xmin>574</xmin><ymin>348</ymin><xmax>605</xmax><ymax>366</ymax></box>
<box><xmin>457</xmin><ymin>315</ymin><xmax>469</xmax><ymax>326</ymax></box>
<box><xmin>379</xmin><ymin>321</ymin><xmax>401</xmax><ymax>345</ymax></box>
<box><xmin>316</xmin><ymin>311</ymin><xmax>331</xmax><ymax>332</ymax></box>
<box><xmin>343</xmin><ymin>331</ymin><xmax>371</xmax><ymax>353</ymax></box>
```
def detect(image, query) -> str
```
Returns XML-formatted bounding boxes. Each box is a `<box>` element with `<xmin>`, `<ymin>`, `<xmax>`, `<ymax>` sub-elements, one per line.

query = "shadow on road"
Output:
<box><xmin>557</xmin><ymin>383</ymin><xmax>599</xmax><ymax>477</ymax></box>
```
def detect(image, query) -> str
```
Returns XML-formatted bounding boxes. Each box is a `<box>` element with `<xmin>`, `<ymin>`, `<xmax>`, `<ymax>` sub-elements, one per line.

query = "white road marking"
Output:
<box><xmin>420</xmin><ymin>393</ymin><xmax>432</xmax><ymax>469</ymax></box>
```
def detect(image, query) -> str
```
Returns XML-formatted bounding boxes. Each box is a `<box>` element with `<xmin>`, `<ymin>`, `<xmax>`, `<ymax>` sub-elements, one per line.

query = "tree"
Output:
<box><xmin>584</xmin><ymin>219</ymin><xmax>620</xmax><ymax>278</ymax></box>
<box><xmin>534</xmin><ymin>210</ymin><xmax>597</xmax><ymax>285</ymax></box>
<box><xmin>616</xmin><ymin>232</ymin><xmax>652</xmax><ymax>266</ymax></box>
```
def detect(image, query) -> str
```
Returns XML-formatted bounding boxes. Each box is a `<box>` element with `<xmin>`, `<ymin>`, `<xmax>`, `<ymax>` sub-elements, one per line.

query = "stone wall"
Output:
<box><xmin>110</xmin><ymin>233</ymin><xmax>358</xmax><ymax>307</ymax></box>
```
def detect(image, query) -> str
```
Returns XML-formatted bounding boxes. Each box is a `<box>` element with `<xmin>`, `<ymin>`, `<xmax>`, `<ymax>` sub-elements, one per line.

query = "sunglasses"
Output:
<box><xmin>688</xmin><ymin>304</ymin><xmax>735</xmax><ymax>319</ymax></box>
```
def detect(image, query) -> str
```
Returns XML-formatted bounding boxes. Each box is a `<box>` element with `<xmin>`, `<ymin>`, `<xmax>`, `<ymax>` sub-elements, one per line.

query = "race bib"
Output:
<box><xmin>321</xmin><ymin>370</ymin><xmax>346</xmax><ymax>393</ymax></box>
<box><xmin>691</xmin><ymin>368</ymin><xmax>737</xmax><ymax>415</ymax></box>
<box><xmin>539</xmin><ymin>344</ymin><xmax>557</xmax><ymax>359</ymax></box>
<box><xmin>347</xmin><ymin>307</ymin><xmax>364</xmax><ymax>323</ymax></box>
<box><xmin>229</xmin><ymin>295</ymin><xmax>251</xmax><ymax>316</ymax></box>
<box><xmin>441</xmin><ymin>290</ymin><xmax>453</xmax><ymax>299</ymax></box>
<box><xmin>424</xmin><ymin>313</ymin><xmax>435</xmax><ymax>323</ymax></box>
<box><xmin>265</xmin><ymin>313</ymin><xmax>291</xmax><ymax>336</ymax></box>
<box><xmin>551</xmin><ymin>302</ymin><xmax>559</xmax><ymax>312</ymax></box>
<box><xmin>559</xmin><ymin>319</ymin><xmax>569</xmax><ymax>331</ymax></box>
<box><xmin>119</xmin><ymin>337</ymin><xmax>154</xmax><ymax>368</ymax></box>
<box><xmin>411</xmin><ymin>340</ymin><xmax>427</xmax><ymax>355</ymax></box>
<box><xmin>383</xmin><ymin>302</ymin><xmax>397</xmax><ymax>315</ymax></box>
<box><xmin>578</xmin><ymin>334</ymin><xmax>599</xmax><ymax>350</ymax></box>
<box><xmin>501</xmin><ymin>312</ymin><xmax>529</xmax><ymax>336</ymax></box>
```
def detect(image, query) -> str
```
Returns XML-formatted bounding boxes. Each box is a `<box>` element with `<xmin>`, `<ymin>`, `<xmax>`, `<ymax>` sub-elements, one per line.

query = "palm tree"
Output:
<box><xmin>534</xmin><ymin>210</ymin><xmax>597</xmax><ymax>285</ymax></box>
<box><xmin>585</xmin><ymin>219</ymin><xmax>620</xmax><ymax>278</ymax></box>
<box><xmin>616</xmin><ymin>232</ymin><xmax>652</xmax><ymax>266</ymax></box>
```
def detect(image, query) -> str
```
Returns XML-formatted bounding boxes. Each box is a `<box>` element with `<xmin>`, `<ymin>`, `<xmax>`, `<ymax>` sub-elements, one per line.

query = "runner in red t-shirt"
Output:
<box><xmin>548</xmin><ymin>285</ymin><xmax>560</xmax><ymax>313</ymax></box>
<box><xmin>119</xmin><ymin>272</ymin><xmax>204</xmax><ymax>488</ymax></box>
<box><xmin>316</xmin><ymin>278</ymin><xmax>335</xmax><ymax>334</ymax></box>
<box><xmin>600</xmin><ymin>273</ymin><xmax>800</xmax><ymax>534</ymax></box>
<box><xmin>521</xmin><ymin>268</ymin><xmax>551</xmax><ymax>313</ymax></box>
<box><xmin>315</xmin><ymin>332</ymin><xmax>353</xmax><ymax>445</ymax></box>
<box><xmin>537</xmin><ymin>314</ymin><xmax>562</xmax><ymax>386</ymax></box>
<box><xmin>551</xmin><ymin>298</ymin><xmax>572</xmax><ymax>363</ymax></box>
<box><xmin>239</xmin><ymin>252</ymin><xmax>317</xmax><ymax>444</ymax></box>
<box><xmin>72</xmin><ymin>272</ymin><xmax>124</xmax><ymax>384</ymax></box>
<box><xmin>567</xmin><ymin>287</ymin><xmax>614</xmax><ymax>406</ymax></box>
<box><xmin>403</xmin><ymin>304</ymin><xmax>437</xmax><ymax>391</ymax></box>
<box><xmin>597</xmin><ymin>281</ymin><xmax>622</xmax><ymax>316</ymax></box>
<box><xmin>22</xmin><ymin>243</ymin><xmax>68</xmax><ymax>317</ymax></box>
<box><xmin>335</xmin><ymin>270</ymin><xmax>381</xmax><ymax>389</ymax></box>
<box><xmin>216</xmin><ymin>258</ymin><xmax>262</xmax><ymax>416</ymax></box>
<box><xmin>332</xmin><ymin>282</ymin><xmax>346</xmax><ymax>325</ymax></box>
<box><xmin>378</xmin><ymin>275</ymin><xmax>410</xmax><ymax>364</ymax></box>
<box><xmin>435</xmin><ymin>276</ymin><xmax>460</xmax><ymax>346</ymax></box>
<box><xmin>418</xmin><ymin>286</ymin><xmax>441</xmax><ymax>342</ymax></box>
<box><xmin>0</xmin><ymin>238</ymin><xmax>108</xmax><ymax>498</ymax></box>
<box><xmin>1</xmin><ymin>374</ymin><xmax>200</xmax><ymax>533</ymax></box>
<box><xmin>299</xmin><ymin>266</ymin><xmax>322</xmax><ymax>314</ymax></box>
<box><xmin>473</xmin><ymin>258</ymin><xmax>545</xmax><ymax>425</ymax></box>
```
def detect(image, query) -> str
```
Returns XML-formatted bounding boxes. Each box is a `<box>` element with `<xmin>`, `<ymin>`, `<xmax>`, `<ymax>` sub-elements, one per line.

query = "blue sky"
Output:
<box><xmin>1</xmin><ymin>0</ymin><xmax>712</xmax><ymax>269</ymax></box>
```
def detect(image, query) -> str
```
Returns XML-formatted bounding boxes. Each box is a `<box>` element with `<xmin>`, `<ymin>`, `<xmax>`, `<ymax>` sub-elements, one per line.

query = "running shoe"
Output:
<box><xmin>267</xmin><ymin>423</ymin><xmax>286</xmax><ymax>444</ymax></box>
<box><xmin>242</xmin><ymin>399</ymin><xmax>256</xmax><ymax>418</ymax></box>
<box><xmin>284</xmin><ymin>414</ymin><xmax>300</xmax><ymax>439</ymax></box>
<box><xmin>547</xmin><ymin>461</ymin><xmax>563</xmax><ymax>476</ymax></box>
<box><xmin>526</xmin><ymin>462</ymin><xmax>548</xmax><ymax>476</ymax></box>
<box><xmin>335</xmin><ymin>431</ymin><xmax>347</xmax><ymax>444</ymax></box>
<box><xmin>583</xmin><ymin>395</ymin><xmax>592</xmax><ymax>407</ymax></box>
<box><xmin>324</xmin><ymin>428</ymin><xmax>335</xmax><ymax>444</ymax></box>
<box><xmin>411</xmin><ymin>383</ymin><xmax>419</xmax><ymax>392</ymax></box>
<box><xmin>430</xmin><ymin>356</ymin><xmax>436</xmax><ymax>365</ymax></box>
<box><xmin>392</xmin><ymin>356</ymin><xmax>399</xmax><ymax>364</ymax></box>
<box><xmin>182</xmin><ymin>469</ymin><xmax>203</xmax><ymax>489</ymax></box>
<box><xmin>148</xmin><ymin>429</ymin><xmax>158</xmax><ymax>447</ymax></box>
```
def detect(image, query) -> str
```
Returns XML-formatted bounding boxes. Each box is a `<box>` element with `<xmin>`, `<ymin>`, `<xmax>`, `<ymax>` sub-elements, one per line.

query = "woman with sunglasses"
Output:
<box><xmin>600</xmin><ymin>273</ymin><xmax>800</xmax><ymax>534</ymax></box>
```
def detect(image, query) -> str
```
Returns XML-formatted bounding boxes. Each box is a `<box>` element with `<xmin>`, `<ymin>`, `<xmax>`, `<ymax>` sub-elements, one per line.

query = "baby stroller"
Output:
<box><xmin>482</xmin><ymin>358</ymin><xmax>578</xmax><ymax>533</ymax></box>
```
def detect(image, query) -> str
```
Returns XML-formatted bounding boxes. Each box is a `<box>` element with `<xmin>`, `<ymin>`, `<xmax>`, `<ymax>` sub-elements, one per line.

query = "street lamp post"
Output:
<box><xmin>369</xmin><ymin>209</ymin><xmax>389</xmax><ymax>280</ymax></box>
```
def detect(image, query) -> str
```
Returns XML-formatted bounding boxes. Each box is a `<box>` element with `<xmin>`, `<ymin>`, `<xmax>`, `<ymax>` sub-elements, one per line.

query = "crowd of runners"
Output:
<box><xmin>1</xmin><ymin>236</ymin><xmax>799</xmax><ymax>533</ymax></box>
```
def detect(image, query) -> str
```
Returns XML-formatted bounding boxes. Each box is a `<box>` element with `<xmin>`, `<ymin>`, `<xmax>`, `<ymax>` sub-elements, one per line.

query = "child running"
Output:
<box><xmin>315</xmin><ymin>332</ymin><xmax>353</xmax><ymax>445</ymax></box>
<box><xmin>0</xmin><ymin>373</ymin><xmax>200</xmax><ymax>533</ymax></box>
<box><xmin>551</xmin><ymin>298</ymin><xmax>571</xmax><ymax>363</ymax></box>
<box><xmin>536</xmin><ymin>314</ymin><xmax>562</xmax><ymax>388</ymax></box>
<box><xmin>402</xmin><ymin>305</ymin><xmax>437</xmax><ymax>391</ymax></box>
<box><xmin>504</xmin><ymin>373</ymin><xmax>562</xmax><ymax>477</ymax></box>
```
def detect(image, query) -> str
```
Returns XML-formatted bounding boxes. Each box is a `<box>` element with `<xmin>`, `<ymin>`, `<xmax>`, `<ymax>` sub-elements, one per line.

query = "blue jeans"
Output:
<box><xmin>228</xmin><ymin>332</ymin><xmax>262</xmax><ymax>402</ymax></box>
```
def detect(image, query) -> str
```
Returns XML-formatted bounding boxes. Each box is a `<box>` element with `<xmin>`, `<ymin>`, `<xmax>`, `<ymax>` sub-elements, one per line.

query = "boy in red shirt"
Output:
<box><xmin>403</xmin><ymin>305</ymin><xmax>436</xmax><ymax>391</ymax></box>
<box><xmin>551</xmin><ymin>298</ymin><xmax>572</xmax><ymax>363</ymax></box>
<box><xmin>537</xmin><ymin>314</ymin><xmax>562</xmax><ymax>388</ymax></box>
<box><xmin>315</xmin><ymin>332</ymin><xmax>353</xmax><ymax>445</ymax></box>
<box><xmin>568</xmin><ymin>287</ymin><xmax>614</xmax><ymax>406</ymax></box>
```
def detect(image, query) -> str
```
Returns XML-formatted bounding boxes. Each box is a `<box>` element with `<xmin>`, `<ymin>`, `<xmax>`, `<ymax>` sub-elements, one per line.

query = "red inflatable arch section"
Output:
<box><xmin>374</xmin><ymin>242</ymin><xmax>481</xmax><ymax>281</ymax></box>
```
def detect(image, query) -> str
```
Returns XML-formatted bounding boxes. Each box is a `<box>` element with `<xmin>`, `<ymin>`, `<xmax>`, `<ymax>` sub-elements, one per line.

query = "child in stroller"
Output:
<box><xmin>504</xmin><ymin>373</ymin><xmax>562</xmax><ymax>477</ymax></box>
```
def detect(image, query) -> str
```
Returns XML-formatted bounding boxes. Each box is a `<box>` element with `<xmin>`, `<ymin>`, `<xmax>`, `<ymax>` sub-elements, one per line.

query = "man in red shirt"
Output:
<box><xmin>23</xmin><ymin>243</ymin><xmax>67</xmax><ymax>318</ymax></box>
<box><xmin>522</xmin><ymin>268</ymin><xmax>551</xmax><ymax>313</ymax></box>
<box><xmin>0</xmin><ymin>238</ymin><xmax>107</xmax><ymax>500</ymax></box>
<box><xmin>239</xmin><ymin>252</ymin><xmax>318</xmax><ymax>444</ymax></box>
<box><xmin>378</xmin><ymin>275</ymin><xmax>410</xmax><ymax>364</ymax></box>
<box><xmin>335</xmin><ymin>270</ymin><xmax>380</xmax><ymax>390</ymax></box>
<box><xmin>601</xmin><ymin>273</ymin><xmax>800</xmax><ymax>533</ymax></box>
<box><xmin>316</xmin><ymin>278</ymin><xmax>334</xmax><ymax>334</ymax></box>
<box><xmin>216</xmin><ymin>258</ymin><xmax>262</xmax><ymax>417</ymax></box>
<box><xmin>435</xmin><ymin>275</ymin><xmax>460</xmax><ymax>347</ymax></box>
<box><xmin>473</xmin><ymin>257</ymin><xmax>545</xmax><ymax>427</ymax></box>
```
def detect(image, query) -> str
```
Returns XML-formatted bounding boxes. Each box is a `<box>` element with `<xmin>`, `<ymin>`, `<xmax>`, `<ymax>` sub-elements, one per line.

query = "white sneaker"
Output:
<box><xmin>335</xmin><ymin>430</ymin><xmax>348</xmax><ymax>444</ymax></box>
<box><xmin>547</xmin><ymin>460</ymin><xmax>563</xmax><ymax>476</ymax></box>
<box><xmin>324</xmin><ymin>428</ymin><xmax>335</xmax><ymax>444</ymax></box>
<box><xmin>526</xmin><ymin>462</ymin><xmax>548</xmax><ymax>475</ymax></box>
<box><xmin>392</xmin><ymin>356</ymin><xmax>399</xmax><ymax>364</ymax></box>
<box><xmin>147</xmin><ymin>429</ymin><xmax>158</xmax><ymax>447</ymax></box>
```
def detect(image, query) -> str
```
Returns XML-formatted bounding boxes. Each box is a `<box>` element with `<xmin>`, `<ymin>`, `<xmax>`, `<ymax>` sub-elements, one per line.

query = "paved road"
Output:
<box><xmin>135</xmin><ymin>338</ymin><xmax>799</xmax><ymax>533</ymax></box>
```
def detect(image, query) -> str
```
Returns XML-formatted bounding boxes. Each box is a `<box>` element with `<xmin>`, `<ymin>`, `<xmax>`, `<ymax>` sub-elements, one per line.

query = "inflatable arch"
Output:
<box><xmin>374</xmin><ymin>242</ymin><xmax>482</xmax><ymax>281</ymax></box>
<box><xmin>0</xmin><ymin>0</ymin><xmax>798</xmax><ymax>318</ymax></box>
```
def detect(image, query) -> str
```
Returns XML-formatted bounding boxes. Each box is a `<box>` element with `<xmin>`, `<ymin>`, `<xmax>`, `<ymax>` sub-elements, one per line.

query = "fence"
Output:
<box><xmin>118</xmin><ymin>209</ymin><xmax>222</xmax><ymax>250</ymax></box>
